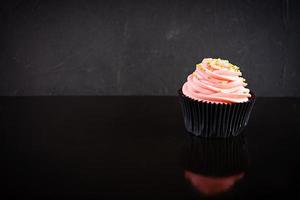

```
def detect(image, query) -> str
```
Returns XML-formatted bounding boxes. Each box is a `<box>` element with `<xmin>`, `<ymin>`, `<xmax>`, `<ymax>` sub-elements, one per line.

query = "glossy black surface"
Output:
<box><xmin>1</xmin><ymin>97</ymin><xmax>300</xmax><ymax>199</ymax></box>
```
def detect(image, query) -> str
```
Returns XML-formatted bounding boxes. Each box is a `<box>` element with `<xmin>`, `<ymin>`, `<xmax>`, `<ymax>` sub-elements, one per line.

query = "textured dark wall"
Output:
<box><xmin>0</xmin><ymin>0</ymin><xmax>299</xmax><ymax>96</ymax></box>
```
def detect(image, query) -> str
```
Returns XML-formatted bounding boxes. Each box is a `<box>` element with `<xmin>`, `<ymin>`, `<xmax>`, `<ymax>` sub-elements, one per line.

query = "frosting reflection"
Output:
<box><xmin>182</xmin><ymin>133</ymin><xmax>248</xmax><ymax>197</ymax></box>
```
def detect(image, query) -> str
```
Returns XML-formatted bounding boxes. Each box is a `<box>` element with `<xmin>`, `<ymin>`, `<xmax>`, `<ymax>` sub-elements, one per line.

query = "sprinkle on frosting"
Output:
<box><xmin>182</xmin><ymin>58</ymin><xmax>251</xmax><ymax>104</ymax></box>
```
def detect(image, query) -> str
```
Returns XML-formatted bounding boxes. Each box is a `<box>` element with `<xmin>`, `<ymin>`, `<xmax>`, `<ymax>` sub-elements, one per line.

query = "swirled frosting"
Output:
<box><xmin>182</xmin><ymin>58</ymin><xmax>251</xmax><ymax>104</ymax></box>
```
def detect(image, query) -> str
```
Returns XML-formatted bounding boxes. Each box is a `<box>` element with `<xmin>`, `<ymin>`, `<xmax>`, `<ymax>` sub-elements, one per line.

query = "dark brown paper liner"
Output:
<box><xmin>178</xmin><ymin>90</ymin><xmax>255</xmax><ymax>137</ymax></box>
<box><xmin>182</xmin><ymin>134</ymin><xmax>248</xmax><ymax>177</ymax></box>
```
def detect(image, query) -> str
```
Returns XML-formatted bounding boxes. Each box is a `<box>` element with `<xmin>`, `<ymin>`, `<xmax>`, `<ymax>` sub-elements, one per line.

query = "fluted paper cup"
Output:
<box><xmin>178</xmin><ymin>90</ymin><xmax>255</xmax><ymax>137</ymax></box>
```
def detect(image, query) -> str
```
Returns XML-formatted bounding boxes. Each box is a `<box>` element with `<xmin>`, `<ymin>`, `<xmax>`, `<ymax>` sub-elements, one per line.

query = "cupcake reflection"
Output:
<box><xmin>182</xmin><ymin>133</ymin><xmax>248</xmax><ymax>197</ymax></box>
<box><xmin>184</xmin><ymin>171</ymin><xmax>244</xmax><ymax>196</ymax></box>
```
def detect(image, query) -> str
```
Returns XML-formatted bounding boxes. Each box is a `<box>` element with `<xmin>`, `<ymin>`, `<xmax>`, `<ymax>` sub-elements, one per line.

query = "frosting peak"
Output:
<box><xmin>182</xmin><ymin>58</ymin><xmax>251</xmax><ymax>104</ymax></box>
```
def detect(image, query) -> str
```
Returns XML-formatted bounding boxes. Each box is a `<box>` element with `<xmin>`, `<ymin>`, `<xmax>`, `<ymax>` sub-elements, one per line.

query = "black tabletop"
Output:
<box><xmin>1</xmin><ymin>97</ymin><xmax>300</xmax><ymax>199</ymax></box>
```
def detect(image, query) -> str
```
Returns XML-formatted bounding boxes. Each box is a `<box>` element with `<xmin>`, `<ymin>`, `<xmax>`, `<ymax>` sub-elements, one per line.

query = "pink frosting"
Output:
<box><xmin>182</xmin><ymin>58</ymin><xmax>251</xmax><ymax>104</ymax></box>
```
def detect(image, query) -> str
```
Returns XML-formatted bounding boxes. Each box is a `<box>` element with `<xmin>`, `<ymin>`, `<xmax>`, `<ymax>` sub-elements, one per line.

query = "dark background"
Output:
<box><xmin>0</xmin><ymin>0</ymin><xmax>299</xmax><ymax>96</ymax></box>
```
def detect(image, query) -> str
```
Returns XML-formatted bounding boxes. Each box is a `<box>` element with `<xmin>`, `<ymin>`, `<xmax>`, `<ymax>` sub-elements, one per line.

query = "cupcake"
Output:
<box><xmin>182</xmin><ymin>133</ymin><xmax>248</xmax><ymax>196</ymax></box>
<box><xmin>179</xmin><ymin>58</ymin><xmax>255</xmax><ymax>137</ymax></box>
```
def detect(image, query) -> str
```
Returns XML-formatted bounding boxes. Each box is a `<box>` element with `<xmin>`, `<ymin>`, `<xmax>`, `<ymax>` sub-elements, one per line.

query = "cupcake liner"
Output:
<box><xmin>178</xmin><ymin>90</ymin><xmax>255</xmax><ymax>137</ymax></box>
<box><xmin>182</xmin><ymin>134</ymin><xmax>248</xmax><ymax>177</ymax></box>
